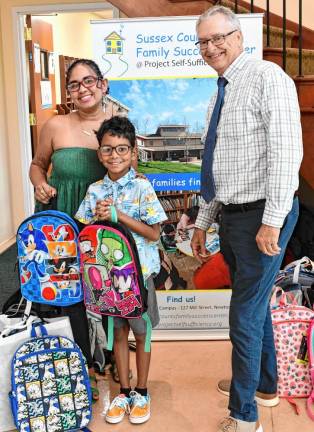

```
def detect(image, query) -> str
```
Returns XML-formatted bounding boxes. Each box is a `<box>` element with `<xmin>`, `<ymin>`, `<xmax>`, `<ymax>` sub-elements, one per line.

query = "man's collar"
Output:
<box><xmin>222</xmin><ymin>51</ymin><xmax>249</xmax><ymax>84</ymax></box>
<box><xmin>103</xmin><ymin>167</ymin><xmax>136</xmax><ymax>187</ymax></box>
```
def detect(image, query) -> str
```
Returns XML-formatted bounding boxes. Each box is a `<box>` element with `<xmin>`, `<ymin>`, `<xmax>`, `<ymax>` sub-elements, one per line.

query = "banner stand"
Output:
<box><xmin>92</xmin><ymin>14</ymin><xmax>263</xmax><ymax>340</ymax></box>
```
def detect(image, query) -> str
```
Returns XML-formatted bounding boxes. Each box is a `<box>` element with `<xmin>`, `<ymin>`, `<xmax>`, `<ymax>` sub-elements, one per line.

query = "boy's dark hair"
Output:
<box><xmin>66</xmin><ymin>59</ymin><xmax>103</xmax><ymax>85</ymax></box>
<box><xmin>96</xmin><ymin>116</ymin><xmax>136</xmax><ymax>148</ymax></box>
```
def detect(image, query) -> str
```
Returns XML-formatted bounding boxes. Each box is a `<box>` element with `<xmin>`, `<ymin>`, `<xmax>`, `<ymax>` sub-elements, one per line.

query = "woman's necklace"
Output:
<box><xmin>81</xmin><ymin>128</ymin><xmax>94</xmax><ymax>137</ymax></box>
<box><xmin>77</xmin><ymin>112</ymin><xmax>105</xmax><ymax>137</ymax></box>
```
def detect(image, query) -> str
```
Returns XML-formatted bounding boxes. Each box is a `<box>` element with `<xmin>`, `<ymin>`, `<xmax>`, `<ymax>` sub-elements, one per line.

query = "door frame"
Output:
<box><xmin>12</xmin><ymin>2</ymin><xmax>118</xmax><ymax>216</ymax></box>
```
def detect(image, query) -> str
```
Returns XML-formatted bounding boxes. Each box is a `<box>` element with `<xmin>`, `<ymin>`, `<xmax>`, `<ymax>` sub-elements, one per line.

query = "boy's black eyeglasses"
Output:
<box><xmin>66</xmin><ymin>75</ymin><xmax>101</xmax><ymax>92</ymax></box>
<box><xmin>195</xmin><ymin>29</ymin><xmax>238</xmax><ymax>51</ymax></box>
<box><xmin>99</xmin><ymin>145</ymin><xmax>131</xmax><ymax>156</ymax></box>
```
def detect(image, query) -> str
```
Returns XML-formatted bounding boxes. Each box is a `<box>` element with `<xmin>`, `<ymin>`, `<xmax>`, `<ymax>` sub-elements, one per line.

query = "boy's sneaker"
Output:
<box><xmin>105</xmin><ymin>394</ymin><xmax>130</xmax><ymax>424</ymax></box>
<box><xmin>129</xmin><ymin>391</ymin><xmax>151</xmax><ymax>424</ymax></box>
<box><xmin>218</xmin><ymin>417</ymin><xmax>263</xmax><ymax>432</ymax></box>
<box><xmin>217</xmin><ymin>379</ymin><xmax>279</xmax><ymax>407</ymax></box>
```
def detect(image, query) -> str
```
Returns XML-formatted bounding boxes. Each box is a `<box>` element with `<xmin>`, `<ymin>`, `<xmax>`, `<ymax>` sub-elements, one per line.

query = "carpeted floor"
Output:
<box><xmin>0</xmin><ymin>243</ymin><xmax>19</xmax><ymax>310</ymax></box>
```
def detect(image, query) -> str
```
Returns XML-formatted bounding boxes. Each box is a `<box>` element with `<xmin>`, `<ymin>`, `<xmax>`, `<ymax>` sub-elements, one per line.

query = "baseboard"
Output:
<box><xmin>0</xmin><ymin>236</ymin><xmax>16</xmax><ymax>254</ymax></box>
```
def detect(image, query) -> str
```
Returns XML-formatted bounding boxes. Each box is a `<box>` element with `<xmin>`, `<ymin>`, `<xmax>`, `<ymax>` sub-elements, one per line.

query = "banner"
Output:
<box><xmin>92</xmin><ymin>15</ymin><xmax>263</xmax><ymax>79</ymax></box>
<box><xmin>91</xmin><ymin>14</ymin><xmax>263</xmax><ymax>339</ymax></box>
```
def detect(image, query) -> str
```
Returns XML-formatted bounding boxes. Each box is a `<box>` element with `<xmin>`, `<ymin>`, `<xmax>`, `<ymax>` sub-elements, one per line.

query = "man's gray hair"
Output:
<box><xmin>196</xmin><ymin>5</ymin><xmax>242</xmax><ymax>31</ymax></box>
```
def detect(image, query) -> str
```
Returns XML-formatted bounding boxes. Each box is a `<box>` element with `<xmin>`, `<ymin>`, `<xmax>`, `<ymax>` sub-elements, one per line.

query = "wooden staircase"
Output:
<box><xmin>108</xmin><ymin>0</ymin><xmax>314</xmax><ymax>205</ymax></box>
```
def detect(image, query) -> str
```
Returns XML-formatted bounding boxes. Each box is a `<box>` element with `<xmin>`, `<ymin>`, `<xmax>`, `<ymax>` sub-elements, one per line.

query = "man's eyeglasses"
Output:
<box><xmin>99</xmin><ymin>145</ymin><xmax>131</xmax><ymax>156</ymax></box>
<box><xmin>195</xmin><ymin>29</ymin><xmax>238</xmax><ymax>51</ymax></box>
<box><xmin>66</xmin><ymin>75</ymin><xmax>101</xmax><ymax>92</ymax></box>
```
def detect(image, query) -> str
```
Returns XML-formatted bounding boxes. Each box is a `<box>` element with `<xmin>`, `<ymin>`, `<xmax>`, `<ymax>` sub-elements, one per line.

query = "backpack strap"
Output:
<box><xmin>110</xmin><ymin>205</ymin><xmax>118</xmax><ymax>223</ymax></box>
<box><xmin>307</xmin><ymin>388</ymin><xmax>314</xmax><ymax>420</ymax></box>
<box><xmin>286</xmin><ymin>397</ymin><xmax>301</xmax><ymax>415</ymax></box>
<box><xmin>270</xmin><ymin>286</ymin><xmax>300</xmax><ymax>309</ymax></box>
<box><xmin>31</xmin><ymin>321</ymin><xmax>48</xmax><ymax>337</ymax></box>
<box><xmin>142</xmin><ymin>311</ymin><xmax>152</xmax><ymax>352</ymax></box>
<box><xmin>307</xmin><ymin>320</ymin><xmax>314</xmax><ymax>420</ymax></box>
<box><xmin>105</xmin><ymin>314</ymin><xmax>152</xmax><ymax>352</ymax></box>
<box><xmin>24</xmin><ymin>299</ymin><xmax>32</xmax><ymax>319</ymax></box>
<box><xmin>106</xmin><ymin>315</ymin><xmax>114</xmax><ymax>351</ymax></box>
<box><xmin>142</xmin><ymin>278</ymin><xmax>152</xmax><ymax>353</ymax></box>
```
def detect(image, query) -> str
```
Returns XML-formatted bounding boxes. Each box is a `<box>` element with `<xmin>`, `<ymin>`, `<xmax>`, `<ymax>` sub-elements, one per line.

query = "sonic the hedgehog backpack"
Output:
<box><xmin>17</xmin><ymin>210</ymin><xmax>83</xmax><ymax>306</ymax></box>
<box><xmin>78</xmin><ymin>220</ymin><xmax>151</xmax><ymax>351</ymax></box>
<box><xmin>10</xmin><ymin>322</ymin><xmax>91</xmax><ymax>432</ymax></box>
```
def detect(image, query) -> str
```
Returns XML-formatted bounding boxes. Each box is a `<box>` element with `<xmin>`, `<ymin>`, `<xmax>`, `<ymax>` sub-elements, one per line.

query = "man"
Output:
<box><xmin>191</xmin><ymin>6</ymin><xmax>303</xmax><ymax>432</ymax></box>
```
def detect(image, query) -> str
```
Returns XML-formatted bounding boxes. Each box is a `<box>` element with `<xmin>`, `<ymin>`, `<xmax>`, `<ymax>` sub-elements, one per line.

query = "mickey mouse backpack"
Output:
<box><xmin>10</xmin><ymin>322</ymin><xmax>91</xmax><ymax>432</ymax></box>
<box><xmin>17</xmin><ymin>210</ymin><xmax>83</xmax><ymax>306</ymax></box>
<box><xmin>78</xmin><ymin>220</ymin><xmax>151</xmax><ymax>351</ymax></box>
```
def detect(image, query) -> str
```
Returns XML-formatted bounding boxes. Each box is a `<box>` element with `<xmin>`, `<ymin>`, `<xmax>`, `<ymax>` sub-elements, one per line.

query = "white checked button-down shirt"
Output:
<box><xmin>195</xmin><ymin>52</ymin><xmax>303</xmax><ymax>230</ymax></box>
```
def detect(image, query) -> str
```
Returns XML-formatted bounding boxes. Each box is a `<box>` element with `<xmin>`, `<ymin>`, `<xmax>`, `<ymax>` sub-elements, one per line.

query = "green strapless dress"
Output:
<box><xmin>36</xmin><ymin>147</ymin><xmax>106</xmax><ymax>218</ymax></box>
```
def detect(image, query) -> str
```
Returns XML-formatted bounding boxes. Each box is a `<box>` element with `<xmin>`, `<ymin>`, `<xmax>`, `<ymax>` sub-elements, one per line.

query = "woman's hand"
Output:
<box><xmin>35</xmin><ymin>182</ymin><xmax>57</xmax><ymax>204</ymax></box>
<box><xmin>95</xmin><ymin>198</ymin><xmax>114</xmax><ymax>221</ymax></box>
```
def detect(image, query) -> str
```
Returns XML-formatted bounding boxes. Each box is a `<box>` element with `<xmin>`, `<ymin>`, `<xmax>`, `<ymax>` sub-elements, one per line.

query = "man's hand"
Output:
<box><xmin>256</xmin><ymin>223</ymin><xmax>281</xmax><ymax>256</ymax></box>
<box><xmin>191</xmin><ymin>228</ymin><xmax>210</xmax><ymax>263</ymax></box>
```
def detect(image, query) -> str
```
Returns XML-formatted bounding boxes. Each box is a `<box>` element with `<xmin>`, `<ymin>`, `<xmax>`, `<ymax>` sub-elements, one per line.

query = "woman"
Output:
<box><xmin>30</xmin><ymin>58</ymin><xmax>108</xmax><ymax>214</ymax></box>
<box><xmin>30</xmin><ymin>58</ymin><xmax>110</xmax><ymax>401</ymax></box>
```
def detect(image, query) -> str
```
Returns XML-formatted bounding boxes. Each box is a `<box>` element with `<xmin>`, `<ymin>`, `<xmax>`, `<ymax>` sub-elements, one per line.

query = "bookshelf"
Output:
<box><xmin>157</xmin><ymin>192</ymin><xmax>200</xmax><ymax>223</ymax></box>
<box><xmin>59</xmin><ymin>55</ymin><xmax>78</xmax><ymax>105</ymax></box>
<box><xmin>56</xmin><ymin>55</ymin><xmax>78</xmax><ymax>114</ymax></box>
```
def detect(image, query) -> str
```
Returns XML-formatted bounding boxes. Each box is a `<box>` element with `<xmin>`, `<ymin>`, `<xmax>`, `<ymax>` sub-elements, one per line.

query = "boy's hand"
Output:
<box><xmin>95</xmin><ymin>199</ymin><xmax>114</xmax><ymax>220</ymax></box>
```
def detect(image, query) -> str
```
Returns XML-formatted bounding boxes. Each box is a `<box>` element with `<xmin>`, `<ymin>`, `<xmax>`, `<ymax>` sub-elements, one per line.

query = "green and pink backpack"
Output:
<box><xmin>78</xmin><ymin>221</ymin><xmax>151</xmax><ymax>351</ymax></box>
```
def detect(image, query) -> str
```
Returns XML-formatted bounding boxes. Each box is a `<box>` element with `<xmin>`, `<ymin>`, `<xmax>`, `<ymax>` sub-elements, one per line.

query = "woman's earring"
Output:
<box><xmin>102</xmin><ymin>94</ymin><xmax>108</xmax><ymax>108</ymax></box>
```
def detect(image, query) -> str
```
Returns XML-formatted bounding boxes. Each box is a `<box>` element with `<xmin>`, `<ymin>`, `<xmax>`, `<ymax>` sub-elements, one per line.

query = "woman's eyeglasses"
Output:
<box><xmin>195</xmin><ymin>29</ymin><xmax>238</xmax><ymax>51</ymax></box>
<box><xmin>99</xmin><ymin>145</ymin><xmax>131</xmax><ymax>156</ymax></box>
<box><xmin>66</xmin><ymin>75</ymin><xmax>100</xmax><ymax>92</ymax></box>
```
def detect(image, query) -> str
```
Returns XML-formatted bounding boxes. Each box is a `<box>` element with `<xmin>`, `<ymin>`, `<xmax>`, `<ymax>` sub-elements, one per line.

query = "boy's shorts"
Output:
<box><xmin>114</xmin><ymin>276</ymin><xmax>159</xmax><ymax>335</ymax></box>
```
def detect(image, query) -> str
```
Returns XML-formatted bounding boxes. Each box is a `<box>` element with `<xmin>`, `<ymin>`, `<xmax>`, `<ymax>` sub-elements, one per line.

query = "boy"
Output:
<box><xmin>75</xmin><ymin>116</ymin><xmax>167</xmax><ymax>424</ymax></box>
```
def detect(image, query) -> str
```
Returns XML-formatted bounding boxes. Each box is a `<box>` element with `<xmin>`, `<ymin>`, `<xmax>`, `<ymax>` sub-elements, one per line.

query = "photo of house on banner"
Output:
<box><xmin>109</xmin><ymin>77</ymin><xmax>222</xmax><ymax>279</ymax></box>
<box><xmin>92</xmin><ymin>14</ymin><xmax>263</xmax><ymax>338</ymax></box>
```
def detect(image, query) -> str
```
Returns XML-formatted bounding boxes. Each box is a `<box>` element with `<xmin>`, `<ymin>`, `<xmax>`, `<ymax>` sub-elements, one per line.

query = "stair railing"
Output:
<box><xmin>280</xmin><ymin>0</ymin><xmax>304</xmax><ymax>76</ymax></box>
<box><xmin>266</xmin><ymin>0</ymin><xmax>270</xmax><ymax>47</ymax></box>
<box><xmin>232</xmin><ymin>0</ymin><xmax>303</xmax><ymax>77</ymax></box>
<box><xmin>282</xmin><ymin>0</ymin><xmax>286</xmax><ymax>71</ymax></box>
<box><xmin>298</xmin><ymin>0</ymin><xmax>303</xmax><ymax>76</ymax></box>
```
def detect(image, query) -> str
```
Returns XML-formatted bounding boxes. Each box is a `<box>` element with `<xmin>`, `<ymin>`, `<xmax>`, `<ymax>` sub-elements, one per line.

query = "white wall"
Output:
<box><xmin>254</xmin><ymin>0</ymin><xmax>314</xmax><ymax>30</ymax></box>
<box><xmin>0</xmin><ymin>22</ymin><xmax>14</xmax><ymax>250</ymax></box>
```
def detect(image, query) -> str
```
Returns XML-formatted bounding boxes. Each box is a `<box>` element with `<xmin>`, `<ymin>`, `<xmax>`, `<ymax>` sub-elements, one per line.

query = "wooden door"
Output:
<box><xmin>26</xmin><ymin>15</ymin><xmax>56</xmax><ymax>155</ymax></box>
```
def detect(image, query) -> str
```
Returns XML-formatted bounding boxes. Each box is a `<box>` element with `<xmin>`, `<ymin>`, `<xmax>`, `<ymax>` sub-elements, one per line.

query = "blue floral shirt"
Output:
<box><xmin>75</xmin><ymin>168</ymin><xmax>167</xmax><ymax>280</ymax></box>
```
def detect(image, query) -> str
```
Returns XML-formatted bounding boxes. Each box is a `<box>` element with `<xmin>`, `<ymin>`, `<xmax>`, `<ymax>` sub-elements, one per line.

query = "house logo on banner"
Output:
<box><xmin>91</xmin><ymin>15</ymin><xmax>263</xmax><ymax>339</ymax></box>
<box><xmin>101</xmin><ymin>27</ymin><xmax>129</xmax><ymax>77</ymax></box>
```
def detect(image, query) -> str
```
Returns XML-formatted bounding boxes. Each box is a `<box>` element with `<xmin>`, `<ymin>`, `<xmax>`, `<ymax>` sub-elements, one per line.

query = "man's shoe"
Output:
<box><xmin>217</xmin><ymin>379</ymin><xmax>280</xmax><ymax>407</ymax></box>
<box><xmin>105</xmin><ymin>394</ymin><xmax>130</xmax><ymax>424</ymax></box>
<box><xmin>129</xmin><ymin>391</ymin><xmax>151</xmax><ymax>424</ymax></box>
<box><xmin>218</xmin><ymin>417</ymin><xmax>263</xmax><ymax>432</ymax></box>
